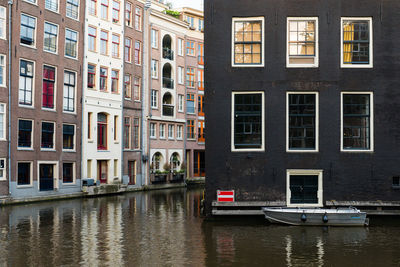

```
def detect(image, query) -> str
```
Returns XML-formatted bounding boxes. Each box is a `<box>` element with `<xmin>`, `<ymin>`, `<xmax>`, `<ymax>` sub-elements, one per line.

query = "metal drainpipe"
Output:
<box><xmin>7</xmin><ymin>0</ymin><xmax>13</xmax><ymax>195</ymax></box>
<box><xmin>183</xmin><ymin>33</ymin><xmax>188</xmax><ymax>184</ymax></box>
<box><xmin>120</xmin><ymin>10</ymin><xmax>125</xmax><ymax>184</ymax></box>
<box><xmin>80</xmin><ymin>5</ymin><xmax>88</xmax><ymax>184</ymax></box>
<box><xmin>142</xmin><ymin>2</ymin><xmax>151</xmax><ymax>186</ymax></box>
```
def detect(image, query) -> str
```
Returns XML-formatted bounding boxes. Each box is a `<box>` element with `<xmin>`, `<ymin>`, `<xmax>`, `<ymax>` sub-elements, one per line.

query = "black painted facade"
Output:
<box><xmin>204</xmin><ymin>0</ymin><xmax>400</xmax><ymax>215</ymax></box>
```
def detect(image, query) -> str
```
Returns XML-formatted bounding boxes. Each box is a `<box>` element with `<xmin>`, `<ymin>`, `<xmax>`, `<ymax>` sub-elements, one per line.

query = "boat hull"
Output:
<box><xmin>262</xmin><ymin>207</ymin><xmax>367</xmax><ymax>226</ymax></box>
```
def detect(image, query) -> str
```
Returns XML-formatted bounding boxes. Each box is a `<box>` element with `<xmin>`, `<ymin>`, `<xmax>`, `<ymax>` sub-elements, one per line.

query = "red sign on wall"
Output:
<box><xmin>217</xmin><ymin>190</ymin><xmax>235</xmax><ymax>202</ymax></box>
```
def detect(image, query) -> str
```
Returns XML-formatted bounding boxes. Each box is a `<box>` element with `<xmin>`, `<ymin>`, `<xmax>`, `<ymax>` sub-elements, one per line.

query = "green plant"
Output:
<box><xmin>164</xmin><ymin>9</ymin><xmax>180</xmax><ymax>19</ymax></box>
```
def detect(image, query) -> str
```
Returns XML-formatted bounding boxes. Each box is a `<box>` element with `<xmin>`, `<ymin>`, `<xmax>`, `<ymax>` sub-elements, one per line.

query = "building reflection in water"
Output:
<box><xmin>3</xmin><ymin>189</ymin><xmax>400</xmax><ymax>266</ymax></box>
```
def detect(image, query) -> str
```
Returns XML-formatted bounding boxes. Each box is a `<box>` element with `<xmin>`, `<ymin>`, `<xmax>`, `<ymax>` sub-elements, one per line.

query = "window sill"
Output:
<box><xmin>63</xmin><ymin>111</ymin><xmax>77</xmax><ymax>115</ymax></box>
<box><xmin>17</xmin><ymin>147</ymin><xmax>34</xmax><ymax>151</ymax></box>
<box><xmin>16</xmin><ymin>184</ymin><xmax>33</xmax><ymax>189</ymax></box>
<box><xmin>22</xmin><ymin>0</ymin><xmax>38</xmax><ymax>6</ymax></box>
<box><xmin>18</xmin><ymin>105</ymin><xmax>34</xmax><ymax>109</ymax></box>
<box><xmin>150</xmin><ymin>137</ymin><xmax>156</xmax><ymax>139</ymax></box>
<box><xmin>287</xmin><ymin>150</ymin><xmax>319</xmax><ymax>153</ymax></box>
<box><xmin>232</xmin><ymin>64</ymin><xmax>264</xmax><ymax>68</ymax></box>
<box><xmin>392</xmin><ymin>186</ymin><xmax>400</xmax><ymax>190</ymax></box>
<box><xmin>341</xmin><ymin>149</ymin><xmax>374</xmax><ymax>153</ymax></box>
<box><xmin>65</xmin><ymin>55</ymin><xmax>78</xmax><ymax>61</ymax></box>
<box><xmin>43</xmin><ymin>49</ymin><xmax>58</xmax><ymax>56</ymax></box>
<box><xmin>62</xmin><ymin>182</ymin><xmax>77</xmax><ymax>186</ymax></box>
<box><xmin>20</xmin><ymin>43</ymin><xmax>37</xmax><ymax>49</ymax></box>
<box><xmin>44</xmin><ymin>8</ymin><xmax>59</xmax><ymax>15</ymax></box>
<box><xmin>42</xmin><ymin>108</ymin><xmax>57</xmax><ymax>112</ymax></box>
<box><xmin>88</xmin><ymin>139</ymin><xmax>94</xmax><ymax>143</ymax></box>
<box><xmin>62</xmin><ymin>149</ymin><xmax>76</xmax><ymax>153</ymax></box>
<box><xmin>65</xmin><ymin>15</ymin><xmax>80</xmax><ymax>22</ymax></box>
<box><xmin>134</xmin><ymin>100</ymin><xmax>141</xmax><ymax>103</ymax></box>
<box><xmin>341</xmin><ymin>64</ymin><xmax>373</xmax><ymax>69</ymax></box>
<box><xmin>40</xmin><ymin>148</ymin><xmax>56</xmax><ymax>152</ymax></box>
<box><xmin>0</xmin><ymin>139</ymin><xmax>7</xmax><ymax>142</ymax></box>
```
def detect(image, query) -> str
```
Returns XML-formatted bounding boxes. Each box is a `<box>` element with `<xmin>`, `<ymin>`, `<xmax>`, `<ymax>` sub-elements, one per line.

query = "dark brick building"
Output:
<box><xmin>204</xmin><ymin>0</ymin><xmax>400</xmax><ymax>215</ymax></box>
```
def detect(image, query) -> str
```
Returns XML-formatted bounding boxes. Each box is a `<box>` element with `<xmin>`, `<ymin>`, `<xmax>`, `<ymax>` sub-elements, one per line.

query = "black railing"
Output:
<box><xmin>163</xmin><ymin>48</ymin><xmax>174</xmax><ymax>60</ymax></box>
<box><xmin>163</xmin><ymin>105</ymin><xmax>174</xmax><ymax>116</ymax></box>
<box><xmin>163</xmin><ymin>77</ymin><xmax>174</xmax><ymax>89</ymax></box>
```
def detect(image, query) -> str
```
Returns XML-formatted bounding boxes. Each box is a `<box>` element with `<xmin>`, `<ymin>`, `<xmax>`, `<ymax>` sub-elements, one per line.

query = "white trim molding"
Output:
<box><xmin>286</xmin><ymin>17</ymin><xmax>319</xmax><ymax>68</ymax></box>
<box><xmin>231</xmin><ymin>16</ymin><xmax>265</xmax><ymax>68</ymax></box>
<box><xmin>286</xmin><ymin>169</ymin><xmax>323</xmax><ymax>207</ymax></box>
<box><xmin>340</xmin><ymin>91</ymin><xmax>374</xmax><ymax>152</ymax></box>
<box><xmin>286</xmin><ymin>92</ymin><xmax>319</xmax><ymax>152</ymax></box>
<box><xmin>231</xmin><ymin>91</ymin><xmax>265</xmax><ymax>152</ymax></box>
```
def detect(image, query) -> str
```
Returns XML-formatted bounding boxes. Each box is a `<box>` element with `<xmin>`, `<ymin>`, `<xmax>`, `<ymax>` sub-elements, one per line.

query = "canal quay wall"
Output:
<box><xmin>0</xmin><ymin>177</ymin><xmax>205</xmax><ymax>206</ymax></box>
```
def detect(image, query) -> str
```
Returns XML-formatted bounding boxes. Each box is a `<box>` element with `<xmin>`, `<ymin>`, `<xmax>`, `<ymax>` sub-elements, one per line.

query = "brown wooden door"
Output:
<box><xmin>98</xmin><ymin>160</ymin><xmax>108</xmax><ymax>184</ymax></box>
<box><xmin>128</xmin><ymin>161</ymin><xmax>136</xmax><ymax>185</ymax></box>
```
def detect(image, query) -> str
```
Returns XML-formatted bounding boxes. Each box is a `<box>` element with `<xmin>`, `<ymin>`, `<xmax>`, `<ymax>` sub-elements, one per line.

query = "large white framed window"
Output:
<box><xmin>178</xmin><ymin>38</ymin><xmax>183</xmax><ymax>56</ymax></box>
<box><xmin>65</xmin><ymin>28</ymin><xmax>78</xmax><ymax>59</ymax></box>
<box><xmin>66</xmin><ymin>0</ymin><xmax>79</xmax><ymax>20</ymax></box>
<box><xmin>45</xmin><ymin>0</ymin><xmax>59</xmax><ymax>13</ymax></box>
<box><xmin>20</xmin><ymin>14</ymin><xmax>36</xmax><ymax>47</ymax></box>
<box><xmin>341</xmin><ymin>92</ymin><xmax>374</xmax><ymax>152</ymax></box>
<box><xmin>178</xmin><ymin>94</ymin><xmax>184</xmax><ymax>112</ymax></box>
<box><xmin>341</xmin><ymin>17</ymin><xmax>373</xmax><ymax>68</ymax></box>
<box><xmin>231</xmin><ymin>91</ymin><xmax>265</xmax><ymax>152</ymax></box>
<box><xmin>287</xmin><ymin>169</ymin><xmax>323</xmax><ymax>207</ymax></box>
<box><xmin>151</xmin><ymin>29</ymin><xmax>158</xmax><ymax>48</ymax></box>
<box><xmin>63</xmin><ymin>70</ymin><xmax>76</xmax><ymax>113</ymax></box>
<box><xmin>19</xmin><ymin>59</ymin><xmax>34</xmax><ymax>107</ymax></box>
<box><xmin>286</xmin><ymin>92</ymin><xmax>319</xmax><ymax>152</ymax></box>
<box><xmin>159</xmin><ymin>124</ymin><xmax>165</xmax><ymax>139</ymax></box>
<box><xmin>287</xmin><ymin>17</ymin><xmax>318</xmax><ymax>68</ymax></box>
<box><xmin>17</xmin><ymin>162</ymin><xmax>33</xmax><ymax>187</ymax></box>
<box><xmin>231</xmin><ymin>17</ymin><xmax>264</xmax><ymax>67</ymax></box>
<box><xmin>0</xmin><ymin>7</ymin><xmax>6</xmax><ymax>40</ymax></box>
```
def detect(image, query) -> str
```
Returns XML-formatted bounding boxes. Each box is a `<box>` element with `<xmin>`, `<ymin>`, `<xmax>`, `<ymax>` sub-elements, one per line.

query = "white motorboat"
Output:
<box><xmin>262</xmin><ymin>207</ymin><xmax>368</xmax><ymax>226</ymax></box>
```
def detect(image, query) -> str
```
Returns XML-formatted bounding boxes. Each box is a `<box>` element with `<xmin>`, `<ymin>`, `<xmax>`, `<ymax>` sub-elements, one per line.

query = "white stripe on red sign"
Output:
<box><xmin>217</xmin><ymin>190</ymin><xmax>235</xmax><ymax>202</ymax></box>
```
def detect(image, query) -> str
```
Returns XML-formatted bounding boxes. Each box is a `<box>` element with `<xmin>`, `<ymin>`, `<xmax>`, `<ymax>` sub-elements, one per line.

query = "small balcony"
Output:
<box><xmin>163</xmin><ymin>48</ymin><xmax>174</xmax><ymax>61</ymax></box>
<box><xmin>163</xmin><ymin>77</ymin><xmax>174</xmax><ymax>89</ymax></box>
<box><xmin>163</xmin><ymin>104</ymin><xmax>174</xmax><ymax>117</ymax></box>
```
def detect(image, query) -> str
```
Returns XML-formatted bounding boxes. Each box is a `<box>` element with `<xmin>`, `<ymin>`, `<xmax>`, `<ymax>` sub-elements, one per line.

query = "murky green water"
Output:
<box><xmin>0</xmin><ymin>188</ymin><xmax>399</xmax><ymax>266</ymax></box>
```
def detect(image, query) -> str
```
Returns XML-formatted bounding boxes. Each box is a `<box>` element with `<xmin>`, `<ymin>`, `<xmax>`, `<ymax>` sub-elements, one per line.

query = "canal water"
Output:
<box><xmin>0</xmin><ymin>187</ymin><xmax>399</xmax><ymax>266</ymax></box>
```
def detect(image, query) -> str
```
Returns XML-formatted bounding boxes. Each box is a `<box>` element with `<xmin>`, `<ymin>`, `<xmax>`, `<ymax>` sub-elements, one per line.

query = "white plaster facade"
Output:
<box><xmin>82</xmin><ymin>0</ymin><xmax>125</xmax><ymax>183</ymax></box>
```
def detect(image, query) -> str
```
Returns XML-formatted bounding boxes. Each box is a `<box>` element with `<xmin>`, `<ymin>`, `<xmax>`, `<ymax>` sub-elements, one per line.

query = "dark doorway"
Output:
<box><xmin>39</xmin><ymin>164</ymin><xmax>54</xmax><ymax>191</ymax></box>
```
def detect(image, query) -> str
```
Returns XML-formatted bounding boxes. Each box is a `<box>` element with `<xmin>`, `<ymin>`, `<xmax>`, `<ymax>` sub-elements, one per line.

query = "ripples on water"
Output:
<box><xmin>0</xmin><ymin>188</ymin><xmax>399</xmax><ymax>266</ymax></box>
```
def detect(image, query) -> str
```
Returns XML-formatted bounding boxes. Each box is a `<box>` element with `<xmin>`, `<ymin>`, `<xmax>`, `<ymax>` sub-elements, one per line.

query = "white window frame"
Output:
<box><xmin>178</xmin><ymin>66</ymin><xmax>184</xmax><ymax>85</ymax></box>
<box><xmin>17</xmin><ymin>118</ymin><xmax>34</xmax><ymax>150</ymax></box>
<box><xmin>178</xmin><ymin>38</ymin><xmax>183</xmax><ymax>56</ymax></box>
<box><xmin>62</xmin><ymin>162</ymin><xmax>76</xmax><ymax>185</ymax></box>
<box><xmin>341</xmin><ymin>92</ymin><xmax>374</xmax><ymax>152</ymax></box>
<box><xmin>19</xmin><ymin>59</ymin><xmax>35</xmax><ymax>107</ymax></box>
<box><xmin>0</xmin><ymin>54</ymin><xmax>5</xmax><ymax>87</ymax></box>
<box><xmin>231</xmin><ymin>91</ymin><xmax>265</xmax><ymax>152</ymax></box>
<box><xmin>43</xmin><ymin>22</ymin><xmax>59</xmax><ymax>54</ymax></box>
<box><xmin>150</xmin><ymin>123</ymin><xmax>156</xmax><ymax>138</ymax></box>
<box><xmin>159</xmin><ymin>124</ymin><xmax>165</xmax><ymax>139</ymax></box>
<box><xmin>340</xmin><ymin>17</ymin><xmax>373</xmax><ymax>68</ymax></box>
<box><xmin>0</xmin><ymin>103</ymin><xmax>6</xmax><ymax>140</ymax></box>
<box><xmin>16</xmin><ymin>161</ymin><xmax>33</xmax><ymax>188</ymax></box>
<box><xmin>178</xmin><ymin>94</ymin><xmax>184</xmax><ymax>112</ymax></box>
<box><xmin>62</xmin><ymin>123</ymin><xmax>76</xmax><ymax>152</ymax></box>
<box><xmin>45</xmin><ymin>0</ymin><xmax>59</xmax><ymax>13</ymax></box>
<box><xmin>42</xmin><ymin>64</ymin><xmax>57</xmax><ymax>111</ymax></box>
<box><xmin>0</xmin><ymin>6</ymin><xmax>6</xmax><ymax>40</ymax></box>
<box><xmin>168</xmin><ymin>124</ymin><xmax>174</xmax><ymax>139</ymax></box>
<box><xmin>151</xmin><ymin>89</ymin><xmax>158</xmax><ymax>109</ymax></box>
<box><xmin>151</xmin><ymin>59</ymin><xmax>158</xmax><ymax>79</ymax></box>
<box><xmin>20</xmin><ymin>13</ymin><xmax>37</xmax><ymax>49</ymax></box>
<box><xmin>63</xmin><ymin>69</ymin><xmax>77</xmax><ymax>114</ymax></box>
<box><xmin>286</xmin><ymin>92</ymin><xmax>319</xmax><ymax>152</ymax></box>
<box><xmin>231</xmin><ymin>16</ymin><xmax>265</xmax><ymax>68</ymax></box>
<box><xmin>66</xmin><ymin>0</ymin><xmax>80</xmax><ymax>21</ymax></box>
<box><xmin>65</xmin><ymin>28</ymin><xmax>79</xmax><ymax>59</ymax></box>
<box><xmin>0</xmin><ymin>158</ymin><xmax>6</xmax><ymax>181</ymax></box>
<box><xmin>286</xmin><ymin>17</ymin><xmax>319</xmax><ymax>68</ymax></box>
<box><xmin>40</xmin><ymin>121</ymin><xmax>56</xmax><ymax>151</ymax></box>
<box><xmin>151</xmin><ymin>29</ymin><xmax>158</xmax><ymax>48</ymax></box>
<box><xmin>177</xmin><ymin>125</ymin><xmax>183</xmax><ymax>140</ymax></box>
<box><xmin>286</xmin><ymin>169</ymin><xmax>323</xmax><ymax>207</ymax></box>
